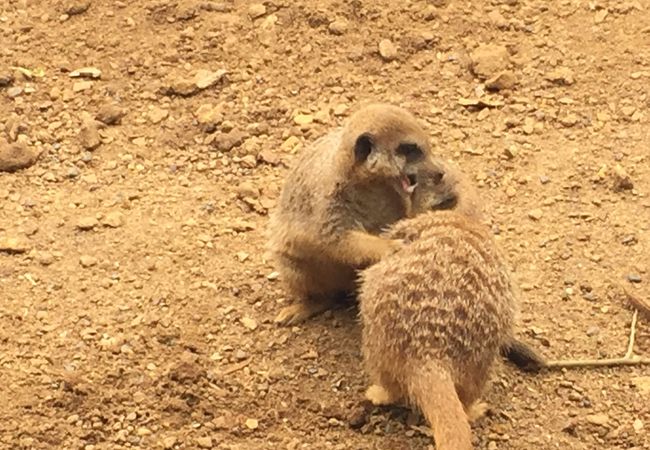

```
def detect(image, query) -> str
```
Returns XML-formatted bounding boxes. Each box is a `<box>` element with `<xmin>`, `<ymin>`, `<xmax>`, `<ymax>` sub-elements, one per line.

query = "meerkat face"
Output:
<box><xmin>409</xmin><ymin>160</ymin><xmax>460</xmax><ymax>215</ymax></box>
<box><xmin>342</xmin><ymin>103</ymin><xmax>432</xmax><ymax>197</ymax></box>
<box><xmin>353</xmin><ymin>132</ymin><xmax>424</xmax><ymax>194</ymax></box>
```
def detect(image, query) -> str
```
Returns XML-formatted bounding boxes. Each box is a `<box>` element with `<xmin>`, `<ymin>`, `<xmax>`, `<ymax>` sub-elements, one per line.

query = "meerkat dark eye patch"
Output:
<box><xmin>431</xmin><ymin>194</ymin><xmax>458</xmax><ymax>211</ymax></box>
<box><xmin>354</xmin><ymin>134</ymin><xmax>374</xmax><ymax>163</ymax></box>
<box><xmin>429</xmin><ymin>170</ymin><xmax>444</xmax><ymax>185</ymax></box>
<box><xmin>396</xmin><ymin>143</ymin><xmax>424</xmax><ymax>163</ymax></box>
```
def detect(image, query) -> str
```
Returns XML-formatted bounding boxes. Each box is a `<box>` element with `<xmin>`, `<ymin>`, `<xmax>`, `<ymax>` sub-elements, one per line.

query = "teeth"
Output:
<box><xmin>405</xmin><ymin>183</ymin><xmax>417</xmax><ymax>194</ymax></box>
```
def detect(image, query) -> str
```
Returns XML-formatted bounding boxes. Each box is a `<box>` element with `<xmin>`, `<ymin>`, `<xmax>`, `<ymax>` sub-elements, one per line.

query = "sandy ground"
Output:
<box><xmin>1</xmin><ymin>0</ymin><xmax>649</xmax><ymax>449</ymax></box>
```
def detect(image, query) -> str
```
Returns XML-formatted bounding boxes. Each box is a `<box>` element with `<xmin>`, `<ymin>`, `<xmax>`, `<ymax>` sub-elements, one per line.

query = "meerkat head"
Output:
<box><xmin>339</xmin><ymin>103</ymin><xmax>431</xmax><ymax>197</ymax></box>
<box><xmin>409</xmin><ymin>158</ymin><xmax>483</xmax><ymax>220</ymax></box>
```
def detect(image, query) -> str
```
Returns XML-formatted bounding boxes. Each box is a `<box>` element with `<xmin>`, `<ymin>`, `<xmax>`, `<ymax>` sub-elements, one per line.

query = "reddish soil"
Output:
<box><xmin>1</xmin><ymin>1</ymin><xmax>649</xmax><ymax>449</ymax></box>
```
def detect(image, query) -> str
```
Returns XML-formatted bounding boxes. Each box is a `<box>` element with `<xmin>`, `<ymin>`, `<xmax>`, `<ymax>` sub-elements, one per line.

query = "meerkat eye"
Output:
<box><xmin>396</xmin><ymin>143</ymin><xmax>424</xmax><ymax>163</ymax></box>
<box><xmin>430</xmin><ymin>170</ymin><xmax>444</xmax><ymax>185</ymax></box>
<box><xmin>354</xmin><ymin>134</ymin><xmax>374</xmax><ymax>163</ymax></box>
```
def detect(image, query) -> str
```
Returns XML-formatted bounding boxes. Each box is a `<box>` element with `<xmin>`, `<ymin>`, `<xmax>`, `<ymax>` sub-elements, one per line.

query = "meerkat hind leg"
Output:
<box><xmin>365</xmin><ymin>384</ymin><xmax>399</xmax><ymax>406</ymax></box>
<box><xmin>465</xmin><ymin>401</ymin><xmax>489</xmax><ymax>424</ymax></box>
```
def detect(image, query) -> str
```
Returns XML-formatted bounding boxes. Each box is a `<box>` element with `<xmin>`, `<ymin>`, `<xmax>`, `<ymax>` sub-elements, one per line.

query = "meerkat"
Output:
<box><xmin>267</xmin><ymin>103</ymin><xmax>431</xmax><ymax>325</ymax></box>
<box><xmin>403</xmin><ymin>158</ymin><xmax>546</xmax><ymax>372</ymax></box>
<box><xmin>358</xmin><ymin>168</ymin><xmax>525</xmax><ymax>449</ymax></box>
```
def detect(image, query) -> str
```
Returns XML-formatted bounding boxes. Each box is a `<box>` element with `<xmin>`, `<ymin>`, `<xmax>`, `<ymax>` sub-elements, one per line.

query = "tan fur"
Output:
<box><xmin>405</xmin><ymin>159</ymin><xmax>546</xmax><ymax>372</ymax></box>
<box><xmin>267</xmin><ymin>104</ymin><xmax>433</xmax><ymax>325</ymax></box>
<box><xmin>359</xmin><ymin>210</ymin><xmax>516</xmax><ymax>450</ymax></box>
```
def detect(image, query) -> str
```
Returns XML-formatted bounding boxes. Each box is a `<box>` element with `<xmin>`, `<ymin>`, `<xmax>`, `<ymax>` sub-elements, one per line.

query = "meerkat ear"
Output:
<box><xmin>354</xmin><ymin>134</ymin><xmax>373</xmax><ymax>163</ymax></box>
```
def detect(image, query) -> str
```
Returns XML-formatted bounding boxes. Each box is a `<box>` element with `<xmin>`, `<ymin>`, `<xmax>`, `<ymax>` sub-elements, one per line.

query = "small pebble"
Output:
<box><xmin>627</xmin><ymin>274</ymin><xmax>642</xmax><ymax>283</ymax></box>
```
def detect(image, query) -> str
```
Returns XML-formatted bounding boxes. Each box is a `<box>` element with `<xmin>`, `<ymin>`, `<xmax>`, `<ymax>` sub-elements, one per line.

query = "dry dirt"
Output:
<box><xmin>1</xmin><ymin>0</ymin><xmax>650</xmax><ymax>449</ymax></box>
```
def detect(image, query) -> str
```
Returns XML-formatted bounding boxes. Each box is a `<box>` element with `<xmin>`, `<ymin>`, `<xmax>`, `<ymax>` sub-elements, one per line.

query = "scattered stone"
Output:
<box><xmin>194</xmin><ymin>69</ymin><xmax>227</xmax><ymax>90</ymax></box>
<box><xmin>72</xmin><ymin>81</ymin><xmax>93</xmax><ymax>92</ymax></box>
<box><xmin>633</xmin><ymin>419</ymin><xmax>644</xmax><ymax>432</ymax></box>
<box><xmin>211</xmin><ymin>129</ymin><xmax>246</xmax><ymax>151</ymax></box>
<box><xmin>233</xmin><ymin>349</ymin><xmax>248</xmax><ymax>361</ymax></box>
<box><xmin>528</xmin><ymin>209</ymin><xmax>543</xmax><ymax>220</ymax></box>
<box><xmin>257</xmin><ymin>149</ymin><xmax>280</xmax><ymax>165</ymax></box>
<box><xmin>65</xmin><ymin>1</ymin><xmax>91</xmax><ymax>16</ymax></box>
<box><xmin>458</xmin><ymin>97</ymin><xmax>503</xmax><ymax>109</ymax></box>
<box><xmin>102</xmin><ymin>211</ymin><xmax>124</xmax><ymax>228</ymax></box>
<box><xmin>488</xmin><ymin>9</ymin><xmax>509</xmax><ymax>28</ymax></box>
<box><xmin>462</xmin><ymin>147</ymin><xmax>484</xmax><ymax>156</ymax></box>
<box><xmin>79</xmin><ymin>120</ymin><xmax>102</xmax><ymax>150</ymax></box>
<box><xmin>240</xmin><ymin>155</ymin><xmax>257</xmax><ymax>168</ymax></box>
<box><xmin>196</xmin><ymin>437</ymin><xmax>212</xmax><ymax>448</ymax></box>
<box><xmin>248</xmin><ymin>3</ymin><xmax>266</xmax><ymax>19</ymax></box>
<box><xmin>559</xmin><ymin>114</ymin><xmax>579</xmax><ymax>127</ymax></box>
<box><xmin>378</xmin><ymin>39</ymin><xmax>398</xmax><ymax>61</ymax></box>
<box><xmin>164</xmin><ymin>70</ymin><xmax>227</xmax><ymax>96</ymax></box>
<box><xmin>148</xmin><ymin>107</ymin><xmax>169</xmax><ymax>124</ymax></box>
<box><xmin>470</xmin><ymin>44</ymin><xmax>510</xmax><ymax>79</ymax></box>
<box><xmin>36</xmin><ymin>251</ymin><xmax>55</xmax><ymax>266</ymax></box>
<box><xmin>627</xmin><ymin>274</ymin><xmax>642</xmax><ymax>283</ymax></box>
<box><xmin>0</xmin><ymin>141</ymin><xmax>39</xmax><ymax>172</ymax></box>
<box><xmin>195</xmin><ymin>104</ymin><xmax>223</xmax><ymax>133</ymax></box>
<box><xmin>245</xmin><ymin>418</ymin><xmax>259</xmax><ymax>430</ymax></box>
<box><xmin>333</xmin><ymin>104</ymin><xmax>348</xmax><ymax>116</ymax></box>
<box><xmin>585</xmin><ymin>413</ymin><xmax>609</xmax><ymax>427</ymax></box>
<box><xmin>0</xmin><ymin>237</ymin><xmax>30</xmax><ymax>254</ymax></box>
<box><xmin>165</xmin><ymin>78</ymin><xmax>198</xmax><ymax>97</ymax></box>
<box><xmin>545</xmin><ymin>67</ymin><xmax>575</xmax><ymax>85</ymax></box>
<box><xmin>594</xmin><ymin>9</ymin><xmax>608</xmax><ymax>24</ymax></box>
<box><xmin>96</xmin><ymin>104</ymin><xmax>125</xmax><ymax>125</ymax></box>
<box><xmin>241</xmin><ymin>317</ymin><xmax>258</xmax><ymax>331</ymax></box>
<box><xmin>6</xmin><ymin>87</ymin><xmax>23</xmax><ymax>98</ymax></box>
<box><xmin>77</xmin><ymin>217</ymin><xmax>99</xmax><ymax>230</ymax></box>
<box><xmin>0</xmin><ymin>73</ymin><xmax>14</xmax><ymax>87</ymax></box>
<box><xmin>586</xmin><ymin>326</ymin><xmax>600</xmax><ymax>336</ymax></box>
<box><xmin>162</xmin><ymin>437</ymin><xmax>177</xmax><ymax>449</ymax></box>
<box><xmin>69</xmin><ymin>67</ymin><xmax>102</xmax><ymax>79</ymax></box>
<box><xmin>293</xmin><ymin>113</ymin><xmax>314</xmax><ymax>125</ymax></box>
<box><xmin>612</xmin><ymin>164</ymin><xmax>633</xmax><ymax>191</ymax></box>
<box><xmin>347</xmin><ymin>403</ymin><xmax>370</xmax><ymax>429</ymax></box>
<box><xmin>79</xmin><ymin>255</ymin><xmax>98</xmax><ymax>267</ymax></box>
<box><xmin>236</xmin><ymin>181</ymin><xmax>259</xmax><ymax>199</ymax></box>
<box><xmin>522</xmin><ymin>117</ymin><xmax>535</xmax><ymax>135</ymax></box>
<box><xmin>328</xmin><ymin>19</ymin><xmax>348</xmax><ymax>35</ymax></box>
<box><xmin>302</xmin><ymin>349</ymin><xmax>318</xmax><ymax>359</ymax></box>
<box><xmin>485</xmin><ymin>70</ymin><xmax>517</xmax><ymax>91</ymax></box>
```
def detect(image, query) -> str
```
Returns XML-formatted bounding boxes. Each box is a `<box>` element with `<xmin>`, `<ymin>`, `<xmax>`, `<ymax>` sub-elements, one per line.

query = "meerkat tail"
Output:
<box><xmin>409</xmin><ymin>365</ymin><xmax>472</xmax><ymax>450</ymax></box>
<box><xmin>500</xmin><ymin>337</ymin><xmax>547</xmax><ymax>372</ymax></box>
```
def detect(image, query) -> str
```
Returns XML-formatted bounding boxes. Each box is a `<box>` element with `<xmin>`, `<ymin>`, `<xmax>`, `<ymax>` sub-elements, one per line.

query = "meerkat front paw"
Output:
<box><xmin>274</xmin><ymin>296</ymin><xmax>337</xmax><ymax>326</ymax></box>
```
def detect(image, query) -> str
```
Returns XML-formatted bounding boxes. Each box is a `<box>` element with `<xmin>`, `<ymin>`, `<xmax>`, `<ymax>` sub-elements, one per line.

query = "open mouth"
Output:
<box><xmin>400</xmin><ymin>173</ymin><xmax>418</xmax><ymax>194</ymax></box>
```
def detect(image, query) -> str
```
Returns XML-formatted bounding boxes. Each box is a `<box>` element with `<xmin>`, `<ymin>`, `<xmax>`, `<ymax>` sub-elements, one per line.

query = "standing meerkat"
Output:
<box><xmin>267</xmin><ymin>103</ymin><xmax>430</xmax><ymax>325</ymax></box>
<box><xmin>359</xmin><ymin>174</ymin><xmax>518</xmax><ymax>449</ymax></box>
